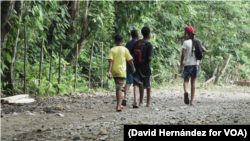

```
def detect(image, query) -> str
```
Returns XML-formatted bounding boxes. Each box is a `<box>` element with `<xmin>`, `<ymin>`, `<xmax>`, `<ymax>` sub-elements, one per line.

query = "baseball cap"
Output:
<box><xmin>185</xmin><ymin>26</ymin><xmax>196</xmax><ymax>35</ymax></box>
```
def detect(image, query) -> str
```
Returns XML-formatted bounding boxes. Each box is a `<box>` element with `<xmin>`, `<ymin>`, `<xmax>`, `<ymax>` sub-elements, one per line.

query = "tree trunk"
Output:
<box><xmin>46</xmin><ymin>1</ymin><xmax>78</xmax><ymax>48</ymax></box>
<box><xmin>1</xmin><ymin>1</ymin><xmax>16</xmax><ymax>52</ymax></box>
<box><xmin>68</xmin><ymin>0</ymin><xmax>80</xmax><ymax>35</ymax></box>
<box><xmin>225</xmin><ymin>73</ymin><xmax>229</xmax><ymax>83</ymax></box>
<box><xmin>101</xmin><ymin>41</ymin><xmax>103</xmax><ymax>88</ymax></box>
<box><xmin>216</xmin><ymin>59</ymin><xmax>221</xmax><ymax>76</ymax></box>
<box><xmin>209</xmin><ymin>55</ymin><xmax>212</xmax><ymax>70</ymax></box>
<box><xmin>39</xmin><ymin>38</ymin><xmax>44</xmax><ymax>86</ymax></box>
<box><xmin>205</xmin><ymin>76</ymin><xmax>216</xmax><ymax>85</ymax></box>
<box><xmin>49</xmin><ymin>46</ymin><xmax>53</xmax><ymax>82</ymax></box>
<box><xmin>66</xmin><ymin>0</ymin><xmax>89</xmax><ymax>62</ymax></box>
<box><xmin>214</xmin><ymin>54</ymin><xmax>232</xmax><ymax>85</ymax></box>
<box><xmin>88</xmin><ymin>41</ymin><xmax>95</xmax><ymax>89</ymax></box>
<box><xmin>2</xmin><ymin>1</ymin><xmax>24</xmax><ymax>95</ymax></box>
<box><xmin>46</xmin><ymin>20</ymin><xmax>57</xmax><ymax>46</ymax></box>
<box><xmin>235</xmin><ymin>63</ymin><xmax>241</xmax><ymax>81</ymax></box>
<box><xmin>24</xmin><ymin>25</ymin><xmax>27</xmax><ymax>94</ymax></box>
<box><xmin>74</xmin><ymin>44</ymin><xmax>78</xmax><ymax>90</ymax></box>
<box><xmin>212</xmin><ymin>59</ymin><xmax>222</xmax><ymax>77</ymax></box>
<box><xmin>59</xmin><ymin>0</ymin><xmax>80</xmax><ymax>51</ymax></box>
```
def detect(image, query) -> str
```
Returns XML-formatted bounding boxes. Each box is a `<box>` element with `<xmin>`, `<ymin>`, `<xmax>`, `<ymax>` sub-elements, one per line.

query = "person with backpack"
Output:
<box><xmin>121</xmin><ymin>30</ymin><xmax>140</xmax><ymax>107</ymax></box>
<box><xmin>131</xmin><ymin>27</ymin><xmax>154</xmax><ymax>108</ymax></box>
<box><xmin>180</xmin><ymin>26</ymin><xmax>206</xmax><ymax>106</ymax></box>
<box><xmin>108</xmin><ymin>34</ymin><xmax>136</xmax><ymax>112</ymax></box>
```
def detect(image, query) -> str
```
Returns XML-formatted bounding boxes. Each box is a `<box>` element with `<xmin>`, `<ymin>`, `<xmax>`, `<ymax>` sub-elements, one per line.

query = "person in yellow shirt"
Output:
<box><xmin>108</xmin><ymin>34</ymin><xmax>136</xmax><ymax>112</ymax></box>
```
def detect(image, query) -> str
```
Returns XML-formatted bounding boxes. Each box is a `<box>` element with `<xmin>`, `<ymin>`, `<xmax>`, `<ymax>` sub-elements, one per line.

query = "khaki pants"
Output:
<box><xmin>114</xmin><ymin>78</ymin><xmax>125</xmax><ymax>90</ymax></box>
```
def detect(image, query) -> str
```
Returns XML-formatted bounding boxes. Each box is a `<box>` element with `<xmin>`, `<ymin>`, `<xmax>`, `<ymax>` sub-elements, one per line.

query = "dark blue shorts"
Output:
<box><xmin>126</xmin><ymin>69</ymin><xmax>133</xmax><ymax>83</ymax></box>
<box><xmin>181</xmin><ymin>65</ymin><xmax>199</xmax><ymax>78</ymax></box>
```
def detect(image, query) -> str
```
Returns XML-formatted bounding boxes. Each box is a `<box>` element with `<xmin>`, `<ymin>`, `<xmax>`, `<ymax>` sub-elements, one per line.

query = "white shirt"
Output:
<box><xmin>182</xmin><ymin>39</ymin><xmax>199</xmax><ymax>66</ymax></box>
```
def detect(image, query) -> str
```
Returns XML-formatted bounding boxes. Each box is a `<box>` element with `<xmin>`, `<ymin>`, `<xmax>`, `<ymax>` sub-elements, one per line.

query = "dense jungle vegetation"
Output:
<box><xmin>1</xmin><ymin>1</ymin><xmax>250</xmax><ymax>97</ymax></box>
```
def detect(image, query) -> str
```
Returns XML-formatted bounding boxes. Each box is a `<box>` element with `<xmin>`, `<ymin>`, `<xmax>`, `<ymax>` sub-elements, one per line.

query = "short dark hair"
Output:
<box><xmin>131</xmin><ymin>30</ymin><xmax>138</xmax><ymax>38</ymax></box>
<box><xmin>141</xmin><ymin>27</ymin><xmax>151</xmax><ymax>38</ymax></box>
<box><xmin>114</xmin><ymin>34</ymin><xmax>124</xmax><ymax>42</ymax></box>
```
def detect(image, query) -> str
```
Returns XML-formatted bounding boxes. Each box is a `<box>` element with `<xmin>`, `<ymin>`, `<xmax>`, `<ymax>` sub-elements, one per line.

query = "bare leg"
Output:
<box><xmin>146</xmin><ymin>87</ymin><xmax>151</xmax><ymax>106</ymax></box>
<box><xmin>139</xmin><ymin>84</ymin><xmax>144</xmax><ymax>106</ymax></box>
<box><xmin>190</xmin><ymin>77</ymin><xmax>196</xmax><ymax>105</ymax></box>
<box><xmin>183</xmin><ymin>78</ymin><xmax>190</xmax><ymax>104</ymax></box>
<box><xmin>133</xmin><ymin>84</ymin><xmax>138</xmax><ymax>105</ymax></box>
<box><xmin>116</xmin><ymin>89</ymin><xmax>122</xmax><ymax>110</ymax></box>
<box><xmin>124</xmin><ymin>83</ymin><xmax>131</xmax><ymax>99</ymax></box>
<box><xmin>184</xmin><ymin>78</ymin><xmax>189</xmax><ymax>92</ymax></box>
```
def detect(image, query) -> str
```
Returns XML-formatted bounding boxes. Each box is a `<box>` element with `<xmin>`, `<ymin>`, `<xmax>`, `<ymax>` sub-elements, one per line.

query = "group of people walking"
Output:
<box><xmin>108</xmin><ymin>26</ymin><xmax>206</xmax><ymax>112</ymax></box>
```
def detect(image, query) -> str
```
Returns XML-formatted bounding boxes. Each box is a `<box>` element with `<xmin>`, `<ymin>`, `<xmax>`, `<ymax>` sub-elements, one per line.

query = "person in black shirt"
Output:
<box><xmin>131</xmin><ymin>27</ymin><xmax>154</xmax><ymax>107</ymax></box>
<box><xmin>121</xmin><ymin>30</ymin><xmax>140</xmax><ymax>107</ymax></box>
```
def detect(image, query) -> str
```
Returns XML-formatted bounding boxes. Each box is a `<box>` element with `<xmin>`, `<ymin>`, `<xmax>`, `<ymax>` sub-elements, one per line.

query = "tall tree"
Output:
<box><xmin>66</xmin><ymin>1</ymin><xmax>115</xmax><ymax>62</ymax></box>
<box><xmin>66</xmin><ymin>0</ymin><xmax>89</xmax><ymax>62</ymax></box>
<box><xmin>67</xmin><ymin>0</ymin><xmax>80</xmax><ymax>35</ymax></box>
<box><xmin>0</xmin><ymin>0</ymin><xmax>16</xmax><ymax>55</ymax></box>
<box><xmin>2</xmin><ymin>1</ymin><xmax>24</xmax><ymax>95</ymax></box>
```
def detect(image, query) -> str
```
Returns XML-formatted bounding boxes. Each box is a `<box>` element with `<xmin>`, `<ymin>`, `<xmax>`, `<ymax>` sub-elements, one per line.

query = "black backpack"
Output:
<box><xmin>193</xmin><ymin>39</ymin><xmax>203</xmax><ymax>60</ymax></box>
<box><xmin>132</xmin><ymin>40</ymin><xmax>148</xmax><ymax>65</ymax></box>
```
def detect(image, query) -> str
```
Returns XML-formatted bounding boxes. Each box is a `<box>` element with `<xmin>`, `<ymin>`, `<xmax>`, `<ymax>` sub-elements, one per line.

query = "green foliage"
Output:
<box><xmin>88</xmin><ymin>1</ymin><xmax>115</xmax><ymax>40</ymax></box>
<box><xmin>240</xmin><ymin>64</ymin><xmax>250</xmax><ymax>80</ymax></box>
<box><xmin>191</xmin><ymin>1</ymin><xmax>250</xmax><ymax>80</ymax></box>
<box><xmin>2</xmin><ymin>1</ymin><xmax>250</xmax><ymax>96</ymax></box>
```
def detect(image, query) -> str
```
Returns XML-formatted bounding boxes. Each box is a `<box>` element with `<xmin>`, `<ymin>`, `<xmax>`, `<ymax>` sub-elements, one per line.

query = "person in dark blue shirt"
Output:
<box><xmin>121</xmin><ymin>30</ymin><xmax>139</xmax><ymax>107</ymax></box>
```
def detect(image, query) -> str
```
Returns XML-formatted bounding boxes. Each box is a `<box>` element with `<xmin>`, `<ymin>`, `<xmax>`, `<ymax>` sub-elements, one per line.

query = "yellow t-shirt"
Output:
<box><xmin>108</xmin><ymin>46</ymin><xmax>133</xmax><ymax>78</ymax></box>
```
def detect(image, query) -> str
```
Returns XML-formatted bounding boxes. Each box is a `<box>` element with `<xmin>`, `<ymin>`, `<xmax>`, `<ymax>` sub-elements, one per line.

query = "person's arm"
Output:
<box><xmin>108</xmin><ymin>61</ymin><xmax>113</xmax><ymax>79</ymax></box>
<box><xmin>128</xmin><ymin>60</ymin><xmax>136</xmax><ymax>73</ymax></box>
<box><xmin>126</xmin><ymin>49</ymin><xmax>136</xmax><ymax>73</ymax></box>
<box><xmin>180</xmin><ymin>41</ymin><xmax>187</xmax><ymax>69</ymax></box>
<box><xmin>108</xmin><ymin>50</ymin><xmax>113</xmax><ymax>79</ymax></box>
<box><xmin>180</xmin><ymin>49</ymin><xmax>186</xmax><ymax>69</ymax></box>
<box><xmin>148</xmin><ymin>43</ymin><xmax>153</xmax><ymax>61</ymax></box>
<box><xmin>201</xmin><ymin>46</ymin><xmax>206</xmax><ymax>52</ymax></box>
<box><xmin>148</xmin><ymin>57</ymin><xmax>153</xmax><ymax>61</ymax></box>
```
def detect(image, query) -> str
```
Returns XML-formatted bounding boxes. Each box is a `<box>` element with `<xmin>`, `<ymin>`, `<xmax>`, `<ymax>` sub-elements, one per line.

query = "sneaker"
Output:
<box><xmin>184</xmin><ymin>92</ymin><xmax>189</xmax><ymax>104</ymax></box>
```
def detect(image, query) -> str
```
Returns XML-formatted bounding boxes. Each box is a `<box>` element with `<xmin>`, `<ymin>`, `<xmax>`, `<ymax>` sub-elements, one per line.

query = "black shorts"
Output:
<box><xmin>133</xmin><ymin>71</ymin><xmax>151</xmax><ymax>89</ymax></box>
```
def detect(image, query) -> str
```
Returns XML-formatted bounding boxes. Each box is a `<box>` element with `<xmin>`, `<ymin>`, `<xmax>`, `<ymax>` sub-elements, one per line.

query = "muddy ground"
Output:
<box><xmin>1</xmin><ymin>84</ymin><xmax>250</xmax><ymax>141</ymax></box>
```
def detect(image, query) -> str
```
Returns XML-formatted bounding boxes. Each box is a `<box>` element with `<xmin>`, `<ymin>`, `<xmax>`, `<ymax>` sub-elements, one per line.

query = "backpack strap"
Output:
<box><xmin>194</xmin><ymin>39</ymin><xmax>200</xmax><ymax>63</ymax></box>
<box><xmin>141</xmin><ymin>40</ymin><xmax>149</xmax><ymax>59</ymax></box>
<box><xmin>194</xmin><ymin>38</ymin><xmax>197</xmax><ymax>62</ymax></box>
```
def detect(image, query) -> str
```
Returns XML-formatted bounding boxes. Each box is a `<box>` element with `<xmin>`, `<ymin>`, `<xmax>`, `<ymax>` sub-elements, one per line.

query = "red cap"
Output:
<box><xmin>185</xmin><ymin>26</ymin><xmax>196</xmax><ymax>35</ymax></box>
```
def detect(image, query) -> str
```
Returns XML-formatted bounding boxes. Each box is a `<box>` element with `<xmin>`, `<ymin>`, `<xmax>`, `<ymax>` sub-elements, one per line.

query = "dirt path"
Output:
<box><xmin>1</xmin><ymin>85</ymin><xmax>250</xmax><ymax>141</ymax></box>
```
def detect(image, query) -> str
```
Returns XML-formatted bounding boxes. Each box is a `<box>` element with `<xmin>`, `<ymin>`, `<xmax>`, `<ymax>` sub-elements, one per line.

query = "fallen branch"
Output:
<box><xmin>152</xmin><ymin>73</ymin><xmax>161</xmax><ymax>78</ymax></box>
<box><xmin>214</xmin><ymin>54</ymin><xmax>232</xmax><ymax>84</ymax></box>
<box><xmin>204</xmin><ymin>59</ymin><xmax>221</xmax><ymax>85</ymax></box>
<box><xmin>213</xmin><ymin>59</ymin><xmax>222</xmax><ymax>77</ymax></box>
<box><xmin>204</xmin><ymin>76</ymin><xmax>216</xmax><ymax>85</ymax></box>
<box><xmin>234</xmin><ymin>81</ymin><xmax>250</xmax><ymax>86</ymax></box>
